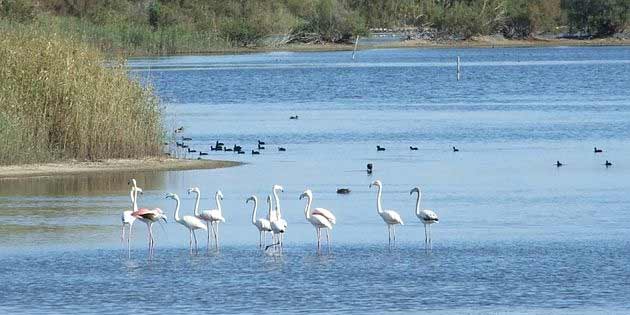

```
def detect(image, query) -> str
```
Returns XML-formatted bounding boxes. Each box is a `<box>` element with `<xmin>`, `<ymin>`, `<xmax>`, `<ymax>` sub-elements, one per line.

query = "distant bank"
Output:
<box><xmin>175</xmin><ymin>35</ymin><xmax>630</xmax><ymax>56</ymax></box>
<box><xmin>0</xmin><ymin>158</ymin><xmax>242</xmax><ymax>180</ymax></box>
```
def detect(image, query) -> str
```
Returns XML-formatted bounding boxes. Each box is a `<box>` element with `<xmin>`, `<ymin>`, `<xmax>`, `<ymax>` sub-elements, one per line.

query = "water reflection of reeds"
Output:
<box><xmin>0</xmin><ymin>172</ymin><xmax>167</xmax><ymax>196</ymax></box>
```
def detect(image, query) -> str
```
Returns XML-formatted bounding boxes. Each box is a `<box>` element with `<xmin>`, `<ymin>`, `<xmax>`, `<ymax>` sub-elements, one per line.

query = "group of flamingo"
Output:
<box><xmin>121</xmin><ymin>179</ymin><xmax>439</xmax><ymax>254</ymax></box>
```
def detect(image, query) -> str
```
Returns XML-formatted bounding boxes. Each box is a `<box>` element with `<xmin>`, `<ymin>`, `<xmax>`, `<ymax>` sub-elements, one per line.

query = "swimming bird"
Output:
<box><xmin>199</xmin><ymin>151</ymin><xmax>208</xmax><ymax>156</ymax></box>
<box><xmin>452</xmin><ymin>146</ymin><xmax>459</xmax><ymax>152</ymax></box>
<box><xmin>174</xmin><ymin>126</ymin><xmax>184</xmax><ymax>133</ymax></box>
<box><xmin>290</xmin><ymin>115</ymin><xmax>299</xmax><ymax>120</ymax></box>
<box><xmin>247</xmin><ymin>195</ymin><xmax>272</xmax><ymax>249</ymax></box>
<box><xmin>300</xmin><ymin>189</ymin><xmax>335</xmax><ymax>252</ymax></box>
<box><xmin>258</xmin><ymin>140</ymin><xmax>266</xmax><ymax>145</ymax></box>
<box><xmin>191</xmin><ymin>189</ymin><xmax>225</xmax><ymax>251</ymax></box>
<box><xmin>182</xmin><ymin>137</ymin><xmax>192</xmax><ymax>141</ymax></box>
<box><xmin>367</xmin><ymin>163</ymin><xmax>373</xmax><ymax>174</ymax></box>
<box><xmin>258</xmin><ymin>144</ymin><xmax>265</xmax><ymax>150</ymax></box>
<box><xmin>410</xmin><ymin>146</ymin><xmax>418</xmax><ymax>151</ymax></box>
<box><xmin>167</xmin><ymin>193</ymin><xmax>207</xmax><ymax>253</ymax></box>
<box><xmin>233</xmin><ymin>145</ymin><xmax>242</xmax><ymax>152</ymax></box>
<box><xmin>556</xmin><ymin>160</ymin><xmax>563</xmax><ymax>167</ymax></box>
<box><xmin>377</xmin><ymin>145</ymin><xmax>386</xmax><ymax>151</ymax></box>
<box><xmin>370</xmin><ymin>180</ymin><xmax>404</xmax><ymax>247</ymax></box>
<box><xmin>605</xmin><ymin>160</ymin><xmax>613</xmax><ymax>167</ymax></box>
<box><xmin>237</xmin><ymin>150</ymin><xmax>245</xmax><ymax>154</ymax></box>
<box><xmin>252</xmin><ymin>150</ymin><xmax>260</xmax><ymax>155</ymax></box>
<box><xmin>410</xmin><ymin>187</ymin><xmax>439</xmax><ymax>249</ymax></box>
<box><xmin>336</xmin><ymin>188</ymin><xmax>351</xmax><ymax>194</ymax></box>
<box><xmin>278</xmin><ymin>147</ymin><xmax>286</xmax><ymax>152</ymax></box>
<box><xmin>594</xmin><ymin>147</ymin><xmax>603</xmax><ymax>153</ymax></box>
<box><xmin>187</xmin><ymin>147</ymin><xmax>197</xmax><ymax>153</ymax></box>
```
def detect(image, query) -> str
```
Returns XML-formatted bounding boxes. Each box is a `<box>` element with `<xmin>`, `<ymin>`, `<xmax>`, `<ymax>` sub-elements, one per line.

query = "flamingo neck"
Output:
<box><xmin>267</xmin><ymin>198</ymin><xmax>275</xmax><ymax>221</ymax></box>
<box><xmin>273</xmin><ymin>188</ymin><xmax>282</xmax><ymax>218</ymax></box>
<box><xmin>130</xmin><ymin>189</ymin><xmax>137</xmax><ymax>212</ymax></box>
<box><xmin>193</xmin><ymin>191</ymin><xmax>200</xmax><ymax>216</ymax></box>
<box><xmin>251</xmin><ymin>198</ymin><xmax>258</xmax><ymax>225</ymax></box>
<box><xmin>173</xmin><ymin>197</ymin><xmax>181</xmax><ymax>222</ymax></box>
<box><xmin>215</xmin><ymin>193</ymin><xmax>222</xmax><ymax>214</ymax></box>
<box><xmin>303</xmin><ymin>195</ymin><xmax>312</xmax><ymax>219</ymax></box>
<box><xmin>376</xmin><ymin>185</ymin><xmax>383</xmax><ymax>214</ymax></box>
<box><xmin>414</xmin><ymin>191</ymin><xmax>421</xmax><ymax>216</ymax></box>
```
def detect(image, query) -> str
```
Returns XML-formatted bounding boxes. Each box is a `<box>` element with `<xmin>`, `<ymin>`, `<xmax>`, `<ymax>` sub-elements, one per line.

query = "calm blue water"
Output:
<box><xmin>2</xmin><ymin>46</ymin><xmax>630</xmax><ymax>314</ymax></box>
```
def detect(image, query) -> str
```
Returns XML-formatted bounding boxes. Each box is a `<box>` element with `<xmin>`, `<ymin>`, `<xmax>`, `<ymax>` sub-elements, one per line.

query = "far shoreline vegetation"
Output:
<box><xmin>1</xmin><ymin>0</ymin><xmax>629</xmax><ymax>56</ymax></box>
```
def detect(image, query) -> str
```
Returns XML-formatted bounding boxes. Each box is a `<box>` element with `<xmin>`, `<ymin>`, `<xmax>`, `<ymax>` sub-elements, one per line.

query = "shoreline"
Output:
<box><xmin>125</xmin><ymin>36</ymin><xmax>630</xmax><ymax>56</ymax></box>
<box><xmin>0</xmin><ymin>158</ymin><xmax>242</xmax><ymax>179</ymax></box>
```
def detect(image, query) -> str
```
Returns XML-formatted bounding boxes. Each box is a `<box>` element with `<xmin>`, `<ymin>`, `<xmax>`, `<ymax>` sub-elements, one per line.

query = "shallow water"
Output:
<box><xmin>2</xmin><ymin>46</ymin><xmax>630</xmax><ymax>314</ymax></box>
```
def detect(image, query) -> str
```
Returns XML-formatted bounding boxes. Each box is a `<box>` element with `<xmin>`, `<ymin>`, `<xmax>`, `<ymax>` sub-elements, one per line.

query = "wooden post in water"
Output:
<box><xmin>352</xmin><ymin>35</ymin><xmax>360</xmax><ymax>60</ymax></box>
<box><xmin>456</xmin><ymin>56</ymin><xmax>461</xmax><ymax>81</ymax></box>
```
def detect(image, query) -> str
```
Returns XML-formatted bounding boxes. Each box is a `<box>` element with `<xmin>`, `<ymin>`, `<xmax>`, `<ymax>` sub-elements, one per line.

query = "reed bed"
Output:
<box><xmin>0</xmin><ymin>28</ymin><xmax>163</xmax><ymax>165</ymax></box>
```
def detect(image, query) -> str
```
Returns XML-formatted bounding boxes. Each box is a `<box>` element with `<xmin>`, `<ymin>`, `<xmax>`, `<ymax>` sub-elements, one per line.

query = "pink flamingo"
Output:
<box><xmin>129</xmin><ymin>180</ymin><xmax>167</xmax><ymax>254</ymax></box>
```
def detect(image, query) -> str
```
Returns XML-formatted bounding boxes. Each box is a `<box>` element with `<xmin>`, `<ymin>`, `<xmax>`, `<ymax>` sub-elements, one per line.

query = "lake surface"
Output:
<box><xmin>2</xmin><ymin>46</ymin><xmax>630</xmax><ymax>314</ymax></box>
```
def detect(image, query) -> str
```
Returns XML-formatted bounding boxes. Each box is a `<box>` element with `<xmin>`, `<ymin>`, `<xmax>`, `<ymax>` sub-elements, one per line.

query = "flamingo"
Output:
<box><xmin>121</xmin><ymin>185</ymin><xmax>142</xmax><ymax>253</ymax></box>
<box><xmin>370</xmin><ymin>180</ymin><xmax>404</xmax><ymax>247</ymax></box>
<box><xmin>166</xmin><ymin>193</ymin><xmax>207</xmax><ymax>253</ymax></box>
<box><xmin>267</xmin><ymin>195</ymin><xmax>286</xmax><ymax>252</ymax></box>
<box><xmin>247</xmin><ymin>195</ymin><xmax>272</xmax><ymax>249</ymax></box>
<box><xmin>299</xmin><ymin>189</ymin><xmax>335</xmax><ymax>252</ymax></box>
<box><xmin>129</xmin><ymin>180</ymin><xmax>167</xmax><ymax>254</ymax></box>
<box><xmin>410</xmin><ymin>187</ymin><xmax>439</xmax><ymax>249</ymax></box>
<box><xmin>271</xmin><ymin>184</ymin><xmax>288</xmax><ymax>249</ymax></box>
<box><xmin>192</xmin><ymin>188</ymin><xmax>225</xmax><ymax>251</ymax></box>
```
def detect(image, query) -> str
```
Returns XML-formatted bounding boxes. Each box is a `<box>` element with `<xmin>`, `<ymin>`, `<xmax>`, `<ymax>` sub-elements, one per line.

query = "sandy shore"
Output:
<box><xmin>150</xmin><ymin>36</ymin><xmax>630</xmax><ymax>56</ymax></box>
<box><xmin>0</xmin><ymin>158</ymin><xmax>242</xmax><ymax>179</ymax></box>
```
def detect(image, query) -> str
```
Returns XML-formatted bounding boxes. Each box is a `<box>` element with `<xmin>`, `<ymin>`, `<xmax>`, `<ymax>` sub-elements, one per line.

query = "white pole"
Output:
<box><xmin>457</xmin><ymin>56</ymin><xmax>461</xmax><ymax>81</ymax></box>
<box><xmin>352</xmin><ymin>35</ymin><xmax>360</xmax><ymax>60</ymax></box>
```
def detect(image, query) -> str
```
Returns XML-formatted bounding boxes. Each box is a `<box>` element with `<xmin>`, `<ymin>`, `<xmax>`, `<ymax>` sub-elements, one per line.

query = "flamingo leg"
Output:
<box><xmin>393</xmin><ymin>225</ymin><xmax>397</xmax><ymax>246</ymax></box>
<box><xmin>316</xmin><ymin>228</ymin><xmax>320</xmax><ymax>252</ymax></box>
<box><xmin>207</xmin><ymin>222</ymin><xmax>211</xmax><ymax>250</ymax></box>
<box><xmin>127</xmin><ymin>224</ymin><xmax>132</xmax><ymax>257</ymax></box>
<box><xmin>121</xmin><ymin>224</ymin><xmax>126</xmax><ymax>243</ymax></box>
<box><xmin>193</xmin><ymin>230</ymin><xmax>199</xmax><ymax>253</ymax></box>
<box><xmin>326</xmin><ymin>229</ymin><xmax>331</xmax><ymax>252</ymax></box>
<box><xmin>215</xmin><ymin>223</ymin><xmax>220</xmax><ymax>251</ymax></box>
<box><xmin>428</xmin><ymin>224</ymin><xmax>432</xmax><ymax>249</ymax></box>
<box><xmin>424</xmin><ymin>224</ymin><xmax>428</xmax><ymax>248</ymax></box>
<box><xmin>189</xmin><ymin>229</ymin><xmax>193</xmax><ymax>253</ymax></box>
<box><xmin>387</xmin><ymin>225</ymin><xmax>392</xmax><ymax>247</ymax></box>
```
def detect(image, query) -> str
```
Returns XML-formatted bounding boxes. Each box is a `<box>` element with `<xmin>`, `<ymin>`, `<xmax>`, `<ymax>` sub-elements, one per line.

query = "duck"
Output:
<box><xmin>377</xmin><ymin>145</ymin><xmax>386</xmax><ymax>151</ymax></box>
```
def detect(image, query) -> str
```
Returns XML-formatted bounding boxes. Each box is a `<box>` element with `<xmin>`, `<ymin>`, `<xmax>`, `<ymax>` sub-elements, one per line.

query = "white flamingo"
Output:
<box><xmin>411</xmin><ymin>187</ymin><xmax>439</xmax><ymax>249</ymax></box>
<box><xmin>370</xmin><ymin>180</ymin><xmax>404</xmax><ymax>247</ymax></box>
<box><xmin>192</xmin><ymin>189</ymin><xmax>225</xmax><ymax>250</ymax></box>
<box><xmin>267</xmin><ymin>195</ymin><xmax>286</xmax><ymax>252</ymax></box>
<box><xmin>129</xmin><ymin>180</ymin><xmax>167</xmax><ymax>254</ymax></box>
<box><xmin>121</xmin><ymin>184</ymin><xmax>142</xmax><ymax>253</ymax></box>
<box><xmin>166</xmin><ymin>193</ymin><xmax>207</xmax><ymax>253</ymax></box>
<box><xmin>299</xmin><ymin>189</ymin><xmax>335</xmax><ymax>252</ymax></box>
<box><xmin>271</xmin><ymin>184</ymin><xmax>288</xmax><ymax>249</ymax></box>
<box><xmin>247</xmin><ymin>195</ymin><xmax>272</xmax><ymax>249</ymax></box>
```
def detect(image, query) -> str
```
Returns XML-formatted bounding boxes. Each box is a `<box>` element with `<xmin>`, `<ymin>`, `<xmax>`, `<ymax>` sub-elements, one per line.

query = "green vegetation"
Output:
<box><xmin>0</xmin><ymin>28</ymin><xmax>163</xmax><ymax>165</ymax></box>
<box><xmin>1</xmin><ymin>0</ymin><xmax>629</xmax><ymax>55</ymax></box>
